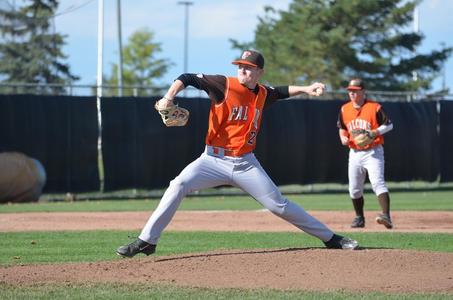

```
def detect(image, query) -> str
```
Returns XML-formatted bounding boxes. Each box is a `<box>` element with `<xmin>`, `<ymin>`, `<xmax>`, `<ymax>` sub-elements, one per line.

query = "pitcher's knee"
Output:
<box><xmin>168</xmin><ymin>177</ymin><xmax>189</xmax><ymax>196</ymax></box>
<box><xmin>257</xmin><ymin>191</ymin><xmax>288</xmax><ymax>215</ymax></box>
<box><xmin>268</xmin><ymin>202</ymin><xmax>288</xmax><ymax>215</ymax></box>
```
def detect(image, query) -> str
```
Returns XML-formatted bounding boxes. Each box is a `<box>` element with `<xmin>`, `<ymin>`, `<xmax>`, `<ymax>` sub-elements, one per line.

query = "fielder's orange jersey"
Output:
<box><xmin>338</xmin><ymin>99</ymin><xmax>385</xmax><ymax>150</ymax></box>
<box><xmin>205</xmin><ymin>77</ymin><xmax>267</xmax><ymax>156</ymax></box>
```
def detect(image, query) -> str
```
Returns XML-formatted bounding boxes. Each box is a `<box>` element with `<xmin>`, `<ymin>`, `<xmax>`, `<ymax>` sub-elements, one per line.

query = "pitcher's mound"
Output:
<box><xmin>2</xmin><ymin>248</ymin><xmax>453</xmax><ymax>293</ymax></box>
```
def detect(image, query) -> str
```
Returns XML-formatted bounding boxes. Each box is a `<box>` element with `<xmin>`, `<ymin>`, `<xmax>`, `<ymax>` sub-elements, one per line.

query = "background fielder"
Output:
<box><xmin>337</xmin><ymin>78</ymin><xmax>394</xmax><ymax>229</ymax></box>
<box><xmin>116</xmin><ymin>50</ymin><xmax>359</xmax><ymax>257</ymax></box>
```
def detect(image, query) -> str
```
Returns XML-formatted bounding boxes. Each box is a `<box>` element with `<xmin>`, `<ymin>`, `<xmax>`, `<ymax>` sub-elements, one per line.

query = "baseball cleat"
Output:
<box><xmin>324</xmin><ymin>234</ymin><xmax>359</xmax><ymax>250</ymax></box>
<box><xmin>376</xmin><ymin>214</ymin><xmax>393</xmax><ymax>229</ymax></box>
<box><xmin>116</xmin><ymin>238</ymin><xmax>156</xmax><ymax>258</ymax></box>
<box><xmin>350</xmin><ymin>216</ymin><xmax>365</xmax><ymax>228</ymax></box>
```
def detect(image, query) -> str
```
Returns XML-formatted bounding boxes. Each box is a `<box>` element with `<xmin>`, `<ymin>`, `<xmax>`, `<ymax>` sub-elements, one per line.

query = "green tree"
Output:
<box><xmin>231</xmin><ymin>0</ymin><xmax>451</xmax><ymax>92</ymax></box>
<box><xmin>105</xmin><ymin>28</ymin><xmax>172</xmax><ymax>96</ymax></box>
<box><xmin>0</xmin><ymin>0</ymin><xmax>78</xmax><ymax>94</ymax></box>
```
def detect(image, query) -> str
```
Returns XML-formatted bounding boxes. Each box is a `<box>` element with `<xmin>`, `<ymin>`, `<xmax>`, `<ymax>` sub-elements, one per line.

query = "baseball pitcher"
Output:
<box><xmin>117</xmin><ymin>50</ymin><xmax>359</xmax><ymax>258</ymax></box>
<box><xmin>337</xmin><ymin>78</ymin><xmax>394</xmax><ymax>229</ymax></box>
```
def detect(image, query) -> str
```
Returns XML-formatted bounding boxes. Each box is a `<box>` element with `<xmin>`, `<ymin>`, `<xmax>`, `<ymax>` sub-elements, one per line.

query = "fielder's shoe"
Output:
<box><xmin>376</xmin><ymin>213</ymin><xmax>393</xmax><ymax>229</ymax></box>
<box><xmin>116</xmin><ymin>238</ymin><xmax>156</xmax><ymax>258</ymax></box>
<box><xmin>324</xmin><ymin>234</ymin><xmax>359</xmax><ymax>250</ymax></box>
<box><xmin>350</xmin><ymin>216</ymin><xmax>365</xmax><ymax>228</ymax></box>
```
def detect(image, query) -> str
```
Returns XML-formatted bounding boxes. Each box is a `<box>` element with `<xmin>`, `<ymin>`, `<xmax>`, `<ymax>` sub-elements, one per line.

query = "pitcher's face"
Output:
<box><xmin>237</xmin><ymin>64</ymin><xmax>263</xmax><ymax>89</ymax></box>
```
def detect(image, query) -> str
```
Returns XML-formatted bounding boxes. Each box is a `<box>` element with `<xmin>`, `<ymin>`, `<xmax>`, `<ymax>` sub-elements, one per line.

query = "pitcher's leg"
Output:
<box><xmin>232</xmin><ymin>155</ymin><xmax>334</xmax><ymax>242</ymax></box>
<box><xmin>139</xmin><ymin>154</ymin><xmax>229</xmax><ymax>244</ymax></box>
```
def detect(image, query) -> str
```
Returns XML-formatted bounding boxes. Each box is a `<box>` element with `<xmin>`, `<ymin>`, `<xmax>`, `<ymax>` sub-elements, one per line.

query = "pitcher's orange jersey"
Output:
<box><xmin>205</xmin><ymin>77</ymin><xmax>267</xmax><ymax>156</ymax></box>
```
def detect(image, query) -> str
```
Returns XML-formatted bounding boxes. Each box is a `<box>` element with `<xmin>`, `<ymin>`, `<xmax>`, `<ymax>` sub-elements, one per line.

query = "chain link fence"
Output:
<box><xmin>0</xmin><ymin>82</ymin><xmax>205</xmax><ymax>98</ymax></box>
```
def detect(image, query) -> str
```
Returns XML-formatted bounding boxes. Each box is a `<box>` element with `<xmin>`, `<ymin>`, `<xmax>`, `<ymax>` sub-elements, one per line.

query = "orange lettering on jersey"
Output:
<box><xmin>205</xmin><ymin>77</ymin><xmax>267</xmax><ymax>156</ymax></box>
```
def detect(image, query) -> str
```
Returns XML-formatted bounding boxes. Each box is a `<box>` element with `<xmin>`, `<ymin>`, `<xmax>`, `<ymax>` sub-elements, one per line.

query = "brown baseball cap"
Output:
<box><xmin>346</xmin><ymin>78</ymin><xmax>365</xmax><ymax>90</ymax></box>
<box><xmin>232</xmin><ymin>50</ymin><xmax>265</xmax><ymax>69</ymax></box>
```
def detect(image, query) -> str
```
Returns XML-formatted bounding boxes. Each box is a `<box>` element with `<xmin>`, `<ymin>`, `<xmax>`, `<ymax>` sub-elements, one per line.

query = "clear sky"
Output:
<box><xmin>54</xmin><ymin>0</ymin><xmax>452</xmax><ymax>93</ymax></box>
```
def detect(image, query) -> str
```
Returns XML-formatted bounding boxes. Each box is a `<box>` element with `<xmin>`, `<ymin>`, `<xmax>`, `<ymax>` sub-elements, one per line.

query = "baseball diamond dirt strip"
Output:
<box><xmin>1</xmin><ymin>210</ymin><xmax>453</xmax><ymax>293</ymax></box>
<box><xmin>1</xmin><ymin>211</ymin><xmax>453</xmax><ymax>233</ymax></box>
<box><xmin>0</xmin><ymin>210</ymin><xmax>453</xmax><ymax>233</ymax></box>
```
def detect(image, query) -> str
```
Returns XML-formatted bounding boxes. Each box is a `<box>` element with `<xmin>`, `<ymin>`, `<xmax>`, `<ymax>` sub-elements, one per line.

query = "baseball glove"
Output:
<box><xmin>154</xmin><ymin>98</ymin><xmax>189</xmax><ymax>127</ymax></box>
<box><xmin>353</xmin><ymin>130</ymin><xmax>377</xmax><ymax>148</ymax></box>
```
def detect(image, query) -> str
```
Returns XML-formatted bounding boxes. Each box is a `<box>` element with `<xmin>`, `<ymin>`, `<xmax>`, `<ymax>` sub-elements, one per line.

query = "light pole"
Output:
<box><xmin>178</xmin><ymin>1</ymin><xmax>193</xmax><ymax>96</ymax></box>
<box><xmin>412</xmin><ymin>6</ymin><xmax>419</xmax><ymax>82</ymax></box>
<box><xmin>97</xmin><ymin>0</ymin><xmax>105</xmax><ymax>191</ymax></box>
<box><xmin>117</xmin><ymin>0</ymin><xmax>123</xmax><ymax>97</ymax></box>
<box><xmin>97</xmin><ymin>0</ymin><xmax>104</xmax><ymax>99</ymax></box>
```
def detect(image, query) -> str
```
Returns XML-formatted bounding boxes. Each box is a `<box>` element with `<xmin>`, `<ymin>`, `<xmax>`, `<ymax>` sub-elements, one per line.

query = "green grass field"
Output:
<box><xmin>2</xmin><ymin>231</ymin><xmax>453</xmax><ymax>265</ymax></box>
<box><xmin>1</xmin><ymin>190</ymin><xmax>452</xmax><ymax>299</ymax></box>
<box><xmin>1</xmin><ymin>283</ymin><xmax>451</xmax><ymax>300</ymax></box>
<box><xmin>3</xmin><ymin>283</ymin><xmax>451</xmax><ymax>300</ymax></box>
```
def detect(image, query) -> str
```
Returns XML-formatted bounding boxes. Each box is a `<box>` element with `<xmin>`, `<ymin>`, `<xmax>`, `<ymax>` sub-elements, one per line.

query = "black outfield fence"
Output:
<box><xmin>0</xmin><ymin>95</ymin><xmax>99</xmax><ymax>192</ymax></box>
<box><xmin>1</xmin><ymin>94</ymin><xmax>452</xmax><ymax>192</ymax></box>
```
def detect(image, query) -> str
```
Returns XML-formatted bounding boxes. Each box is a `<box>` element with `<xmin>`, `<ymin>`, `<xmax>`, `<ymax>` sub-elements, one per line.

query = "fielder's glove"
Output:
<box><xmin>154</xmin><ymin>97</ymin><xmax>189</xmax><ymax>127</ymax></box>
<box><xmin>353</xmin><ymin>130</ymin><xmax>377</xmax><ymax>148</ymax></box>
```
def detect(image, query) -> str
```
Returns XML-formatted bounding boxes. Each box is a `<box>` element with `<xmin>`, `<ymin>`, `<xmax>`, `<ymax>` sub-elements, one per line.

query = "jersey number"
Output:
<box><xmin>247</xmin><ymin>131</ymin><xmax>257</xmax><ymax>145</ymax></box>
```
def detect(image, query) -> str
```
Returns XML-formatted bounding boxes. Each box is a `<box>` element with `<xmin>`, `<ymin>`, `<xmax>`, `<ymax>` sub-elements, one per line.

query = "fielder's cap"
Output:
<box><xmin>346</xmin><ymin>78</ymin><xmax>365</xmax><ymax>90</ymax></box>
<box><xmin>232</xmin><ymin>50</ymin><xmax>265</xmax><ymax>69</ymax></box>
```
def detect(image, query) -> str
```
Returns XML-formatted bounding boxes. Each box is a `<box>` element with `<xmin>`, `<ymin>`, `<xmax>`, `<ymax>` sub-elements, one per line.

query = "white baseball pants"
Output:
<box><xmin>348</xmin><ymin>145</ymin><xmax>389</xmax><ymax>199</ymax></box>
<box><xmin>139</xmin><ymin>147</ymin><xmax>334</xmax><ymax>244</ymax></box>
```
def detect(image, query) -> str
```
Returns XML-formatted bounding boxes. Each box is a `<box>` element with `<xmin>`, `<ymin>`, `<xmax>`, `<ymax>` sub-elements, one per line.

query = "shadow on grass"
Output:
<box><xmin>154</xmin><ymin>247</ymin><xmax>312</xmax><ymax>262</ymax></box>
<box><xmin>152</xmin><ymin>246</ymin><xmax>390</xmax><ymax>263</ymax></box>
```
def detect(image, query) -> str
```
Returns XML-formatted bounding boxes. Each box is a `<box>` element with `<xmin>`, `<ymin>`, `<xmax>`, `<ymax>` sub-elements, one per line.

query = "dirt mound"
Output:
<box><xmin>1</xmin><ymin>248</ymin><xmax>453</xmax><ymax>293</ymax></box>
